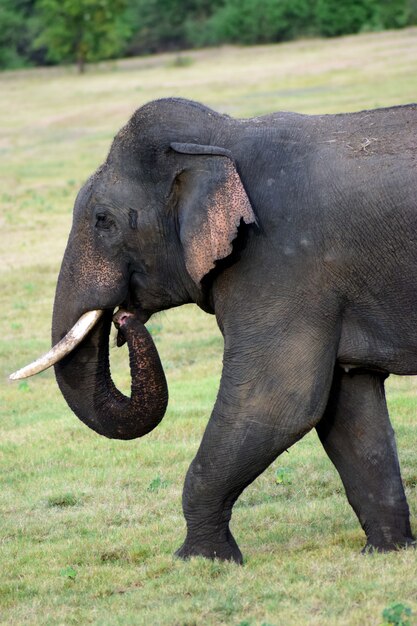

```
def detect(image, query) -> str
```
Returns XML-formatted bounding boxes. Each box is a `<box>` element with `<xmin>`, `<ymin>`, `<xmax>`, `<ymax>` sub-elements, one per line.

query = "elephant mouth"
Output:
<box><xmin>115</xmin><ymin>304</ymin><xmax>151</xmax><ymax>347</ymax></box>
<box><xmin>114</xmin><ymin>308</ymin><xmax>138</xmax><ymax>346</ymax></box>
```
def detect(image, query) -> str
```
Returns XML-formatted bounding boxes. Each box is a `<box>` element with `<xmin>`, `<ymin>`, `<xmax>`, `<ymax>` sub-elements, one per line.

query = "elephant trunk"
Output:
<box><xmin>52</xmin><ymin>309</ymin><xmax>168</xmax><ymax>440</ymax></box>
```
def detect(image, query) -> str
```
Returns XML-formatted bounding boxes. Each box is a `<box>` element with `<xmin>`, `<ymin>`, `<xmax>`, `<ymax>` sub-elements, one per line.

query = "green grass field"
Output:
<box><xmin>1</xmin><ymin>27</ymin><xmax>417</xmax><ymax>626</ymax></box>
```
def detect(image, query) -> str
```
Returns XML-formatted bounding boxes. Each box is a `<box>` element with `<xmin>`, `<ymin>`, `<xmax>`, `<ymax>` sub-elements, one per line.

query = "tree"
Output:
<box><xmin>124</xmin><ymin>0</ymin><xmax>224</xmax><ymax>55</ymax></box>
<box><xmin>315</xmin><ymin>0</ymin><xmax>377</xmax><ymax>37</ymax></box>
<box><xmin>34</xmin><ymin>0</ymin><xmax>131</xmax><ymax>73</ymax></box>
<box><xmin>194</xmin><ymin>0</ymin><xmax>314</xmax><ymax>46</ymax></box>
<box><xmin>0</xmin><ymin>0</ymin><xmax>39</xmax><ymax>69</ymax></box>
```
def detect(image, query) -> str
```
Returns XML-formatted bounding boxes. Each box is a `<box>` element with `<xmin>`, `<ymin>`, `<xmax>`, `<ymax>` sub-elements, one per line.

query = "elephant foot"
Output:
<box><xmin>361</xmin><ymin>537</ymin><xmax>416</xmax><ymax>554</ymax></box>
<box><xmin>175</xmin><ymin>531</ymin><xmax>243</xmax><ymax>564</ymax></box>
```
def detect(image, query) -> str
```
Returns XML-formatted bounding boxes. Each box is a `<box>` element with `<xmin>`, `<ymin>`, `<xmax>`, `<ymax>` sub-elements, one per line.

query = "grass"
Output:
<box><xmin>1</xmin><ymin>27</ymin><xmax>417</xmax><ymax>626</ymax></box>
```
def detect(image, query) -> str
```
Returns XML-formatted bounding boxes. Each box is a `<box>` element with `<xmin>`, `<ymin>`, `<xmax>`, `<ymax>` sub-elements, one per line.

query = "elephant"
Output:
<box><xmin>11</xmin><ymin>97</ymin><xmax>417</xmax><ymax>564</ymax></box>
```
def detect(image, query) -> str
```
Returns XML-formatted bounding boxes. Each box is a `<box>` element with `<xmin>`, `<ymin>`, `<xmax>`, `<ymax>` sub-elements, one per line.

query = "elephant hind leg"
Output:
<box><xmin>316</xmin><ymin>369</ymin><xmax>414</xmax><ymax>552</ymax></box>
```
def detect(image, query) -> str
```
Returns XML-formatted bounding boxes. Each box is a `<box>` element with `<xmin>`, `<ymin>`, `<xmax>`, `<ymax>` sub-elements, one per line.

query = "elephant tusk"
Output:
<box><xmin>9</xmin><ymin>310</ymin><xmax>104</xmax><ymax>381</ymax></box>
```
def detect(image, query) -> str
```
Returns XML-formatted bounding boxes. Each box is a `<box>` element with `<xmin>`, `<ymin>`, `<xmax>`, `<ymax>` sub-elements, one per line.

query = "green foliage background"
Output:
<box><xmin>1</xmin><ymin>0</ymin><xmax>417</xmax><ymax>70</ymax></box>
<box><xmin>34</xmin><ymin>0</ymin><xmax>131</xmax><ymax>72</ymax></box>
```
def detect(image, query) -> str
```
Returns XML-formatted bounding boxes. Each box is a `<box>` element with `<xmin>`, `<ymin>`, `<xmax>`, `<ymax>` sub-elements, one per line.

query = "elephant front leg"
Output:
<box><xmin>176</xmin><ymin>329</ymin><xmax>338</xmax><ymax>563</ymax></box>
<box><xmin>175</xmin><ymin>418</ymin><xmax>280</xmax><ymax>564</ymax></box>
<box><xmin>316</xmin><ymin>369</ymin><xmax>415</xmax><ymax>552</ymax></box>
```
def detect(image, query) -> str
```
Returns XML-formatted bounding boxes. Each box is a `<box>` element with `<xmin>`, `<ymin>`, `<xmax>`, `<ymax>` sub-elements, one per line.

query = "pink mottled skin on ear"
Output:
<box><xmin>186</xmin><ymin>161</ymin><xmax>255</xmax><ymax>285</ymax></box>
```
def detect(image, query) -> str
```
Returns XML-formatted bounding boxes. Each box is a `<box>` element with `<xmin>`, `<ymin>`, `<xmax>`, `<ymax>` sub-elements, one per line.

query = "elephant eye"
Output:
<box><xmin>95</xmin><ymin>213</ymin><xmax>116</xmax><ymax>231</ymax></box>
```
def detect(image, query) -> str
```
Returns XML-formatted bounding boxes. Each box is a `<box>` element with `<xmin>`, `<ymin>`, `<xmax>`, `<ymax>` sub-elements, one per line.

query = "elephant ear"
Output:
<box><xmin>170</xmin><ymin>142</ymin><xmax>256</xmax><ymax>285</ymax></box>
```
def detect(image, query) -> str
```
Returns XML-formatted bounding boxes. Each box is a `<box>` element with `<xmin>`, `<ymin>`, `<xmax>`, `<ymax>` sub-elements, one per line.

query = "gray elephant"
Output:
<box><xmin>12</xmin><ymin>98</ymin><xmax>416</xmax><ymax>563</ymax></box>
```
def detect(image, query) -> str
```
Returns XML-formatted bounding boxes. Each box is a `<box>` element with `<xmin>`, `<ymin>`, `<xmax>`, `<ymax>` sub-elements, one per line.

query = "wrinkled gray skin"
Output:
<box><xmin>52</xmin><ymin>98</ymin><xmax>416</xmax><ymax>563</ymax></box>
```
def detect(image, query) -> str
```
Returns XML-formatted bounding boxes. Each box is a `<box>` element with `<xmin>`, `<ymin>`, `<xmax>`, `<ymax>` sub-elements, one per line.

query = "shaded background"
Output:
<box><xmin>1</xmin><ymin>0</ymin><xmax>417</xmax><ymax>72</ymax></box>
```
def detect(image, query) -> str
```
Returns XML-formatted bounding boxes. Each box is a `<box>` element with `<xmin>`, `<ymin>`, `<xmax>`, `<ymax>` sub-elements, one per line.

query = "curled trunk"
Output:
<box><xmin>53</xmin><ymin>311</ymin><xmax>168</xmax><ymax>440</ymax></box>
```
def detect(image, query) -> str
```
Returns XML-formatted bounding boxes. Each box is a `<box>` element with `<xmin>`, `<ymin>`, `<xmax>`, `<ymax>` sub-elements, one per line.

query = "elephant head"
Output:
<box><xmin>12</xmin><ymin>98</ymin><xmax>256</xmax><ymax>440</ymax></box>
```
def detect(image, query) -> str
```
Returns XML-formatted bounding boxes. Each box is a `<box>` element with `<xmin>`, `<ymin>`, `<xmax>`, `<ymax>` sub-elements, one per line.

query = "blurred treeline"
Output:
<box><xmin>1</xmin><ymin>0</ymin><xmax>417</xmax><ymax>71</ymax></box>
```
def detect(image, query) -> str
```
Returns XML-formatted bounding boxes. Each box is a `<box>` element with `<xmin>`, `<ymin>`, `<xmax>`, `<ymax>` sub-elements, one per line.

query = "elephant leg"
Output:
<box><xmin>175</xmin><ymin>417</ymin><xmax>281</xmax><ymax>564</ymax></box>
<box><xmin>176</xmin><ymin>328</ymin><xmax>338</xmax><ymax>563</ymax></box>
<box><xmin>316</xmin><ymin>369</ymin><xmax>414</xmax><ymax>552</ymax></box>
